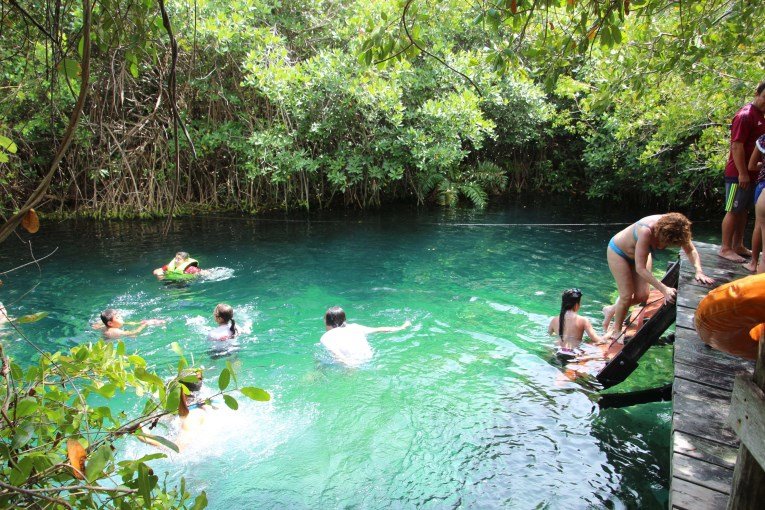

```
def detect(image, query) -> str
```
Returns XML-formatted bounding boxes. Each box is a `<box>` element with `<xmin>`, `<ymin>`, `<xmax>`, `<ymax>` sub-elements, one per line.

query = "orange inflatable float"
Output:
<box><xmin>694</xmin><ymin>273</ymin><xmax>765</xmax><ymax>359</ymax></box>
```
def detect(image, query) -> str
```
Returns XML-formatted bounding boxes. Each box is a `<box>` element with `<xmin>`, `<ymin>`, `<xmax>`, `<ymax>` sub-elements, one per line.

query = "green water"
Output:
<box><xmin>1</xmin><ymin>204</ymin><xmax>717</xmax><ymax>509</ymax></box>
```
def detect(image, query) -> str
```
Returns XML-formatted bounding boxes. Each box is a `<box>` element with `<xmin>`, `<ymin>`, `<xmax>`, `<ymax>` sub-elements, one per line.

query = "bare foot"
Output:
<box><xmin>743</xmin><ymin>260</ymin><xmax>758</xmax><ymax>272</ymax></box>
<box><xmin>719</xmin><ymin>248</ymin><xmax>747</xmax><ymax>263</ymax></box>
<box><xmin>735</xmin><ymin>246</ymin><xmax>752</xmax><ymax>257</ymax></box>
<box><xmin>602</xmin><ymin>305</ymin><xmax>615</xmax><ymax>332</ymax></box>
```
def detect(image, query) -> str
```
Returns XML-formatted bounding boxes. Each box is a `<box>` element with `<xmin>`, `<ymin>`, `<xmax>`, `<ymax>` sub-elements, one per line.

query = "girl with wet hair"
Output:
<box><xmin>208</xmin><ymin>303</ymin><xmax>237</xmax><ymax>341</ymax></box>
<box><xmin>548</xmin><ymin>288</ymin><xmax>602</xmax><ymax>359</ymax></box>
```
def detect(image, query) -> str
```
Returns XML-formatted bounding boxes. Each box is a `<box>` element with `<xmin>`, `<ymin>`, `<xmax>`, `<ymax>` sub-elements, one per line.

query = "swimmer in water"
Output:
<box><xmin>547</xmin><ymin>289</ymin><xmax>603</xmax><ymax>358</ymax></box>
<box><xmin>208</xmin><ymin>303</ymin><xmax>237</xmax><ymax>341</ymax></box>
<box><xmin>320</xmin><ymin>306</ymin><xmax>411</xmax><ymax>366</ymax></box>
<box><xmin>136</xmin><ymin>371</ymin><xmax>211</xmax><ymax>452</ymax></box>
<box><xmin>98</xmin><ymin>309</ymin><xmax>165</xmax><ymax>339</ymax></box>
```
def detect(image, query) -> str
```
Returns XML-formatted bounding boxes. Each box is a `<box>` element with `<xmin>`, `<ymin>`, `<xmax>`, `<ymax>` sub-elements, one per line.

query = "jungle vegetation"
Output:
<box><xmin>1</xmin><ymin>0</ymin><xmax>764</xmax><ymax>229</ymax></box>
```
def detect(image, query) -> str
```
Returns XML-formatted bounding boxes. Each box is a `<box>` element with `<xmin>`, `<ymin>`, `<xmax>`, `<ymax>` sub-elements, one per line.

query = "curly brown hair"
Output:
<box><xmin>654</xmin><ymin>213</ymin><xmax>692</xmax><ymax>247</ymax></box>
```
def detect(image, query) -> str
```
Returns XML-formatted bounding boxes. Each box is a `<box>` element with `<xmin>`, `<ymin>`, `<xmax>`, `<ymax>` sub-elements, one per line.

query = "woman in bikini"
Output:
<box><xmin>548</xmin><ymin>288</ymin><xmax>603</xmax><ymax>359</ymax></box>
<box><xmin>602</xmin><ymin>213</ymin><xmax>714</xmax><ymax>341</ymax></box>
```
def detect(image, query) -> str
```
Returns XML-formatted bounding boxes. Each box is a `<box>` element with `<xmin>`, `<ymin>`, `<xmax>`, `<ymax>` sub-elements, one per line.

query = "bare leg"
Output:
<box><xmin>720</xmin><ymin>211</ymin><xmax>747</xmax><ymax>262</ymax></box>
<box><xmin>602</xmin><ymin>301</ymin><xmax>616</xmax><ymax>333</ymax></box>
<box><xmin>733</xmin><ymin>210</ymin><xmax>751</xmax><ymax>256</ymax></box>
<box><xmin>744</xmin><ymin>219</ymin><xmax>761</xmax><ymax>272</ymax></box>
<box><xmin>756</xmin><ymin>194</ymin><xmax>765</xmax><ymax>274</ymax></box>
<box><xmin>604</xmin><ymin>249</ymin><xmax>637</xmax><ymax>341</ymax></box>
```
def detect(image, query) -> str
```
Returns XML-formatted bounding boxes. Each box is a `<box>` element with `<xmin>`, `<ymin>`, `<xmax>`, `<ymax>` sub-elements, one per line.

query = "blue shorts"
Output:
<box><xmin>755</xmin><ymin>181</ymin><xmax>765</xmax><ymax>205</ymax></box>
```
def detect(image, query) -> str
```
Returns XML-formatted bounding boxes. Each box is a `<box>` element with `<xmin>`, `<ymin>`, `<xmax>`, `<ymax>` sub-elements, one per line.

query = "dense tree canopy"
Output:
<box><xmin>0</xmin><ymin>0</ymin><xmax>763</xmax><ymax>227</ymax></box>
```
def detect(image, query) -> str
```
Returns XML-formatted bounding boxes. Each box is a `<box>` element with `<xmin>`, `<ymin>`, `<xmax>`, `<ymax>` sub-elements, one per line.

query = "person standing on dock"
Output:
<box><xmin>603</xmin><ymin>213</ymin><xmax>714</xmax><ymax>342</ymax></box>
<box><xmin>719</xmin><ymin>81</ymin><xmax>765</xmax><ymax>263</ymax></box>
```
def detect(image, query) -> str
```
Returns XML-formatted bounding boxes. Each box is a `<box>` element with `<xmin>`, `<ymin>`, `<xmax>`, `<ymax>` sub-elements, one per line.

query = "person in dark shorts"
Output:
<box><xmin>720</xmin><ymin>82</ymin><xmax>765</xmax><ymax>262</ymax></box>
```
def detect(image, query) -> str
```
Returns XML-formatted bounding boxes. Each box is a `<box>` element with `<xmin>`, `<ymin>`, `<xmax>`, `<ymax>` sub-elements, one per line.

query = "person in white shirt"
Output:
<box><xmin>207</xmin><ymin>303</ymin><xmax>237</xmax><ymax>341</ymax></box>
<box><xmin>320</xmin><ymin>306</ymin><xmax>411</xmax><ymax>366</ymax></box>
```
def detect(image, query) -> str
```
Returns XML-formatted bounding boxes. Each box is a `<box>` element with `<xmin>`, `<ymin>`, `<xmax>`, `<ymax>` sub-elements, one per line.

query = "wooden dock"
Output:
<box><xmin>671</xmin><ymin>241</ymin><xmax>755</xmax><ymax>509</ymax></box>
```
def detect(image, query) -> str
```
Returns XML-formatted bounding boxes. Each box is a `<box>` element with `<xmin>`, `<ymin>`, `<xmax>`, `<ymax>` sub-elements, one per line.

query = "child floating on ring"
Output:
<box><xmin>547</xmin><ymin>288</ymin><xmax>603</xmax><ymax>360</ymax></box>
<box><xmin>153</xmin><ymin>251</ymin><xmax>203</xmax><ymax>280</ymax></box>
<box><xmin>208</xmin><ymin>303</ymin><xmax>237</xmax><ymax>341</ymax></box>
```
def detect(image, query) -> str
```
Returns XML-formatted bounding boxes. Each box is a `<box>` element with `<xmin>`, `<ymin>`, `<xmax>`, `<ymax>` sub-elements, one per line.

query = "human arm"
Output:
<box><xmin>104</xmin><ymin>322</ymin><xmax>149</xmax><ymax>338</ymax></box>
<box><xmin>366</xmin><ymin>320</ymin><xmax>412</xmax><ymax>334</ymax></box>
<box><xmin>547</xmin><ymin>317</ymin><xmax>556</xmax><ymax>336</ymax></box>
<box><xmin>681</xmin><ymin>242</ymin><xmax>714</xmax><ymax>285</ymax></box>
<box><xmin>748</xmin><ymin>143</ymin><xmax>764</xmax><ymax>174</ymax></box>
<box><xmin>582</xmin><ymin>318</ymin><xmax>603</xmax><ymax>344</ymax></box>
<box><xmin>732</xmin><ymin>142</ymin><xmax>750</xmax><ymax>189</ymax></box>
<box><xmin>634</xmin><ymin>229</ymin><xmax>676</xmax><ymax>303</ymax></box>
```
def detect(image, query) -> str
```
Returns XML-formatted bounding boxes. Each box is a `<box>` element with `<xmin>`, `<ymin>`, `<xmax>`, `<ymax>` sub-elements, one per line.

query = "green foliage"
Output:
<box><xmin>2</xmin><ymin>0</ymin><xmax>765</xmax><ymax>218</ymax></box>
<box><xmin>0</xmin><ymin>339</ymin><xmax>269</xmax><ymax>508</ymax></box>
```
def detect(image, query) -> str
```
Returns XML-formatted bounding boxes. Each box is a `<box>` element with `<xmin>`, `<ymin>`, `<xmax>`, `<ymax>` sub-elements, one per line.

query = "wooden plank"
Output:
<box><xmin>671</xmin><ymin>477</ymin><xmax>729</xmax><ymax>510</ymax></box>
<box><xmin>672</xmin><ymin>452</ymin><xmax>734</xmax><ymax>494</ymax></box>
<box><xmin>675</xmin><ymin>360</ymin><xmax>736</xmax><ymax>392</ymax></box>
<box><xmin>674</xmin><ymin>334</ymin><xmax>754</xmax><ymax>375</ymax></box>
<box><xmin>729</xmin><ymin>374</ymin><xmax>765</xmax><ymax>470</ymax></box>
<box><xmin>673</xmin><ymin>375</ymin><xmax>738</xmax><ymax>445</ymax></box>
<box><xmin>676</xmin><ymin>309</ymin><xmax>696</xmax><ymax>331</ymax></box>
<box><xmin>673</xmin><ymin>431</ymin><xmax>738</xmax><ymax>470</ymax></box>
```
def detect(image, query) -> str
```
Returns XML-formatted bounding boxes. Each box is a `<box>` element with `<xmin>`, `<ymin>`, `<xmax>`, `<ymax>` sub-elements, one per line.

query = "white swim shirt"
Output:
<box><xmin>320</xmin><ymin>324</ymin><xmax>375</xmax><ymax>366</ymax></box>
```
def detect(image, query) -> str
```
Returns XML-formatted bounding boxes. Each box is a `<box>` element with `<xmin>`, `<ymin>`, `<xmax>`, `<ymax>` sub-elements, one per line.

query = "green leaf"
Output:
<box><xmin>136</xmin><ymin>432</ymin><xmax>179</xmax><ymax>453</ymax></box>
<box><xmin>15</xmin><ymin>398</ymin><xmax>37</xmax><ymax>418</ymax></box>
<box><xmin>85</xmin><ymin>444</ymin><xmax>112</xmax><ymax>481</ymax></box>
<box><xmin>128</xmin><ymin>355</ymin><xmax>147</xmax><ymax>367</ymax></box>
<box><xmin>12</xmin><ymin>423</ymin><xmax>34</xmax><ymax>449</ymax></box>
<box><xmin>92</xmin><ymin>383</ymin><xmax>116</xmax><ymax>398</ymax></box>
<box><xmin>138</xmin><ymin>463</ymin><xmax>153</xmax><ymax>505</ymax></box>
<box><xmin>57</xmin><ymin>58</ymin><xmax>81</xmax><ymax>78</ymax></box>
<box><xmin>226</xmin><ymin>360</ymin><xmax>237</xmax><ymax>385</ymax></box>
<box><xmin>222</xmin><ymin>394</ymin><xmax>238</xmax><ymax>410</ymax></box>
<box><xmin>0</xmin><ymin>135</ymin><xmax>17</xmax><ymax>154</ymax></box>
<box><xmin>192</xmin><ymin>491</ymin><xmax>208</xmax><ymax>510</ymax></box>
<box><xmin>240</xmin><ymin>386</ymin><xmax>270</xmax><ymax>401</ymax></box>
<box><xmin>218</xmin><ymin>368</ymin><xmax>231</xmax><ymax>391</ymax></box>
<box><xmin>129</xmin><ymin>62</ymin><xmax>139</xmax><ymax>79</ymax></box>
<box><xmin>165</xmin><ymin>386</ymin><xmax>180</xmax><ymax>412</ymax></box>
<box><xmin>170</xmin><ymin>342</ymin><xmax>183</xmax><ymax>356</ymax></box>
<box><xmin>9</xmin><ymin>456</ymin><xmax>34</xmax><ymax>486</ymax></box>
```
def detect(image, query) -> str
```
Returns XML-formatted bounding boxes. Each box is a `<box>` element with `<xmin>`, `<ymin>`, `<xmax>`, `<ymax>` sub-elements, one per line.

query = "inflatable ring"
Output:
<box><xmin>694</xmin><ymin>273</ymin><xmax>765</xmax><ymax>359</ymax></box>
<box><xmin>162</xmin><ymin>272</ymin><xmax>198</xmax><ymax>283</ymax></box>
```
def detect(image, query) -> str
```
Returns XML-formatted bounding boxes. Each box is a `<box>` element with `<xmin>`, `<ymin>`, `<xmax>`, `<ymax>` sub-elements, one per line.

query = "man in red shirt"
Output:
<box><xmin>720</xmin><ymin>82</ymin><xmax>765</xmax><ymax>262</ymax></box>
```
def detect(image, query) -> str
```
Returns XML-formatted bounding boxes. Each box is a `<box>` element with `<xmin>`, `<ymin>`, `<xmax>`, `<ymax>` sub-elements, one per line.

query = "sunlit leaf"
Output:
<box><xmin>85</xmin><ymin>444</ymin><xmax>112</xmax><ymax>481</ymax></box>
<box><xmin>218</xmin><ymin>368</ymin><xmax>230</xmax><ymax>391</ymax></box>
<box><xmin>16</xmin><ymin>311</ymin><xmax>48</xmax><ymax>324</ymax></box>
<box><xmin>240</xmin><ymin>386</ymin><xmax>270</xmax><ymax>401</ymax></box>
<box><xmin>223</xmin><ymin>394</ymin><xmax>238</xmax><ymax>410</ymax></box>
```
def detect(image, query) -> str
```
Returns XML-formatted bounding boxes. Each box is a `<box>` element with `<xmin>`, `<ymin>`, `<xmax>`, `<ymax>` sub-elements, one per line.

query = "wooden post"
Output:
<box><xmin>727</xmin><ymin>331</ymin><xmax>765</xmax><ymax>509</ymax></box>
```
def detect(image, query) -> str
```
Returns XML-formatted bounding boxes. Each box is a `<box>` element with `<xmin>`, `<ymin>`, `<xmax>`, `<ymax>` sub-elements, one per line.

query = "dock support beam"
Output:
<box><xmin>727</xmin><ymin>333</ymin><xmax>765</xmax><ymax>510</ymax></box>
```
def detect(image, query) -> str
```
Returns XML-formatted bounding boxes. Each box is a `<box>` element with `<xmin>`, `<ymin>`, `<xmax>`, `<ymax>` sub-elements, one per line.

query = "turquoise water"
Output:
<box><xmin>1</xmin><ymin>204</ymin><xmax>717</xmax><ymax>509</ymax></box>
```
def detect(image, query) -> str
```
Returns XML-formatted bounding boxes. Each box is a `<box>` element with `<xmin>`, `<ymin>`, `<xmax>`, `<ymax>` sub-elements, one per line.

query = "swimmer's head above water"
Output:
<box><xmin>324</xmin><ymin>306</ymin><xmax>346</xmax><ymax>330</ymax></box>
